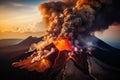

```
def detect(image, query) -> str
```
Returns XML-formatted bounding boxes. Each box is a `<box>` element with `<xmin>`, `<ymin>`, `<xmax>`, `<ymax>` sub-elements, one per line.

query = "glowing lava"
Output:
<box><xmin>53</xmin><ymin>37</ymin><xmax>73</xmax><ymax>52</ymax></box>
<box><xmin>53</xmin><ymin>37</ymin><xmax>75</xmax><ymax>68</ymax></box>
<box><xmin>37</xmin><ymin>58</ymin><xmax>51</xmax><ymax>72</ymax></box>
<box><xmin>12</xmin><ymin>56</ymin><xmax>51</xmax><ymax>72</ymax></box>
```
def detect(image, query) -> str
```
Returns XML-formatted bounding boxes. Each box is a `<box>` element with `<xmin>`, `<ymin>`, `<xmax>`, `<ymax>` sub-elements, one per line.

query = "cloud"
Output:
<box><xmin>9</xmin><ymin>2</ymin><xmax>25</xmax><ymax>7</ymax></box>
<box><xmin>0</xmin><ymin>0</ymin><xmax>46</xmax><ymax>39</ymax></box>
<box><xmin>0</xmin><ymin>1</ymin><xmax>25</xmax><ymax>8</ymax></box>
<box><xmin>0</xmin><ymin>22</ymin><xmax>45</xmax><ymax>33</ymax></box>
<box><xmin>15</xmin><ymin>22</ymin><xmax>45</xmax><ymax>33</ymax></box>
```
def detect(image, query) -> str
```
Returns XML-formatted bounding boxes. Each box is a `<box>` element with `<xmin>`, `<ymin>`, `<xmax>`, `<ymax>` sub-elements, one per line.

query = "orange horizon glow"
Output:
<box><xmin>0</xmin><ymin>32</ymin><xmax>44</xmax><ymax>39</ymax></box>
<box><xmin>0</xmin><ymin>1</ymin><xmax>45</xmax><ymax>39</ymax></box>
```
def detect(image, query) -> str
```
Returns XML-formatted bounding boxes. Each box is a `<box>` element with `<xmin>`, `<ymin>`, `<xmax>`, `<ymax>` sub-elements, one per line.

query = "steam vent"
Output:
<box><xmin>12</xmin><ymin>0</ymin><xmax>120</xmax><ymax>80</ymax></box>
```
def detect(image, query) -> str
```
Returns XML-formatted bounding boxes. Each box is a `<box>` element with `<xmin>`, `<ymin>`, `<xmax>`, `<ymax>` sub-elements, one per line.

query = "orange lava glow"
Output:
<box><xmin>12</xmin><ymin>56</ymin><xmax>51</xmax><ymax>72</ymax></box>
<box><xmin>38</xmin><ymin>58</ymin><xmax>51</xmax><ymax>72</ymax></box>
<box><xmin>53</xmin><ymin>37</ymin><xmax>74</xmax><ymax>68</ymax></box>
<box><xmin>53</xmin><ymin>37</ymin><xmax>73</xmax><ymax>52</ymax></box>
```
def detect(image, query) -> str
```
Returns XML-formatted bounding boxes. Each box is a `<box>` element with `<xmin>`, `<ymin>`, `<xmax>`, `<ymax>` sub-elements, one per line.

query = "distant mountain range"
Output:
<box><xmin>0</xmin><ymin>36</ymin><xmax>43</xmax><ymax>61</ymax></box>
<box><xmin>0</xmin><ymin>39</ymin><xmax>23</xmax><ymax>47</ymax></box>
<box><xmin>17</xmin><ymin>36</ymin><xmax>43</xmax><ymax>47</ymax></box>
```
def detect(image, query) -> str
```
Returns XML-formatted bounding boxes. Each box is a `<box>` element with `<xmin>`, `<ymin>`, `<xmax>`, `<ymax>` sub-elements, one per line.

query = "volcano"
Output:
<box><xmin>1</xmin><ymin>0</ymin><xmax>120</xmax><ymax>80</ymax></box>
<box><xmin>0</xmin><ymin>35</ymin><xmax>120</xmax><ymax>80</ymax></box>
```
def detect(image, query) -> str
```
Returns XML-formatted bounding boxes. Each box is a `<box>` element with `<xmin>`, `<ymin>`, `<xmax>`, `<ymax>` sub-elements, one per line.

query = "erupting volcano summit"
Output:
<box><xmin>12</xmin><ymin>0</ymin><xmax>120</xmax><ymax>80</ymax></box>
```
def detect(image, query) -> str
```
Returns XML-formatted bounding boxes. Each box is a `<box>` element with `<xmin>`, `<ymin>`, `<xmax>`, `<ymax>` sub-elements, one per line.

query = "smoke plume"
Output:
<box><xmin>39</xmin><ymin>0</ymin><xmax>119</xmax><ymax>32</ymax></box>
<box><xmin>12</xmin><ymin>0</ymin><xmax>120</xmax><ymax>72</ymax></box>
<box><xmin>27</xmin><ymin>0</ymin><xmax>120</xmax><ymax>52</ymax></box>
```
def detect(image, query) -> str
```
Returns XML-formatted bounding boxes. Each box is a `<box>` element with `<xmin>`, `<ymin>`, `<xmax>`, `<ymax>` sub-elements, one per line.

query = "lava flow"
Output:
<box><xmin>12</xmin><ymin>55</ymin><xmax>51</xmax><ymax>72</ymax></box>
<box><xmin>53</xmin><ymin>36</ymin><xmax>74</xmax><ymax>67</ymax></box>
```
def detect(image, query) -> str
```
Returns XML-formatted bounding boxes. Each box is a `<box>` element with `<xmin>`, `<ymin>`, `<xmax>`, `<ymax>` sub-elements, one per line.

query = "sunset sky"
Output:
<box><xmin>0</xmin><ymin>0</ymin><xmax>120</xmax><ymax>48</ymax></box>
<box><xmin>0</xmin><ymin>0</ymin><xmax>47</xmax><ymax>39</ymax></box>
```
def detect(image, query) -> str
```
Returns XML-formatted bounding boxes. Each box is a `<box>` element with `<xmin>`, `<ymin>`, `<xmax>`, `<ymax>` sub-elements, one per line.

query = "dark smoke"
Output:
<box><xmin>27</xmin><ymin>0</ymin><xmax>120</xmax><ymax>53</ymax></box>
<box><xmin>28</xmin><ymin>0</ymin><xmax>120</xmax><ymax>55</ymax></box>
<box><xmin>39</xmin><ymin>0</ymin><xmax>120</xmax><ymax>33</ymax></box>
<box><xmin>91</xmin><ymin>0</ymin><xmax>120</xmax><ymax>32</ymax></box>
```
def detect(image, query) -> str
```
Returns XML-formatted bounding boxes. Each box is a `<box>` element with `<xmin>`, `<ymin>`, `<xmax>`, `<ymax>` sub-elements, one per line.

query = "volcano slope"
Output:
<box><xmin>0</xmin><ymin>35</ymin><xmax>120</xmax><ymax>80</ymax></box>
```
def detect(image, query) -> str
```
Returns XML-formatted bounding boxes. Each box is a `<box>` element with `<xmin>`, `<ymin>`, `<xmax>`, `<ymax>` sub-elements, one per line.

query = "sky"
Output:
<box><xmin>0</xmin><ymin>0</ymin><xmax>47</xmax><ymax>39</ymax></box>
<box><xmin>0</xmin><ymin>0</ymin><xmax>120</xmax><ymax>48</ymax></box>
<box><xmin>95</xmin><ymin>24</ymin><xmax>120</xmax><ymax>49</ymax></box>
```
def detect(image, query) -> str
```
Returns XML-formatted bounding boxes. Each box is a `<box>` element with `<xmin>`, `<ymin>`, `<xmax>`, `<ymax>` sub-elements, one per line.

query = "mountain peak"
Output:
<box><xmin>18</xmin><ymin>36</ymin><xmax>43</xmax><ymax>47</ymax></box>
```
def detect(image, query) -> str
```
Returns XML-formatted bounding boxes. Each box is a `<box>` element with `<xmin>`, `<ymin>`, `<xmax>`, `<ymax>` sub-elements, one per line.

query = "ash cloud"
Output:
<box><xmin>28</xmin><ymin>0</ymin><xmax>120</xmax><ymax>52</ymax></box>
<box><xmin>27</xmin><ymin>0</ymin><xmax>120</xmax><ymax>52</ymax></box>
<box><xmin>39</xmin><ymin>0</ymin><xmax>120</xmax><ymax>34</ymax></box>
